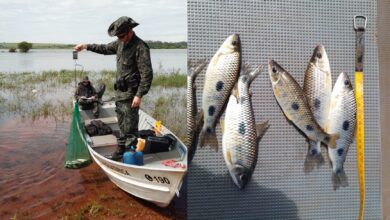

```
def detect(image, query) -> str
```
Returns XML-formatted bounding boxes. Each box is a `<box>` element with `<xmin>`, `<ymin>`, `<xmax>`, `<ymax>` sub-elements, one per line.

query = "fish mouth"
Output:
<box><xmin>268</xmin><ymin>60</ymin><xmax>282</xmax><ymax>83</ymax></box>
<box><xmin>224</xmin><ymin>34</ymin><xmax>241</xmax><ymax>52</ymax></box>
<box><xmin>230</xmin><ymin>164</ymin><xmax>251</xmax><ymax>190</ymax></box>
<box><xmin>310</xmin><ymin>45</ymin><xmax>330</xmax><ymax>72</ymax></box>
<box><xmin>334</xmin><ymin>72</ymin><xmax>353</xmax><ymax>93</ymax></box>
<box><xmin>230</xmin><ymin>33</ymin><xmax>240</xmax><ymax>47</ymax></box>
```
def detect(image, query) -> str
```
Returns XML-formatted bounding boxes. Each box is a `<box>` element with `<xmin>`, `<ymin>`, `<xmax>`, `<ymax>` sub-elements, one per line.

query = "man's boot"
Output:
<box><xmin>111</xmin><ymin>144</ymin><xmax>126</xmax><ymax>161</ymax></box>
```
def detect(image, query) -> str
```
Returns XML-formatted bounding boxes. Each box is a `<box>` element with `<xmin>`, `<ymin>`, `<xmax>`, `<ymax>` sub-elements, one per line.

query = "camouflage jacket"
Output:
<box><xmin>74</xmin><ymin>82</ymin><xmax>97</xmax><ymax>100</ymax></box>
<box><xmin>87</xmin><ymin>35</ymin><xmax>153</xmax><ymax>101</ymax></box>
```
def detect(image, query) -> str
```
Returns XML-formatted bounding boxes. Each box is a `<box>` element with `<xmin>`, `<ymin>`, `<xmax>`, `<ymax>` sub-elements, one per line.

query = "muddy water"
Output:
<box><xmin>0</xmin><ymin>117</ymin><xmax>184</xmax><ymax>219</ymax></box>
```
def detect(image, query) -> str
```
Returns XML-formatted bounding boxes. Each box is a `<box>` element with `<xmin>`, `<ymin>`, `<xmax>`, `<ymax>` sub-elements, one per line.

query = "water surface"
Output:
<box><xmin>0</xmin><ymin>117</ymin><xmax>183</xmax><ymax>219</ymax></box>
<box><xmin>0</xmin><ymin>49</ymin><xmax>187</xmax><ymax>73</ymax></box>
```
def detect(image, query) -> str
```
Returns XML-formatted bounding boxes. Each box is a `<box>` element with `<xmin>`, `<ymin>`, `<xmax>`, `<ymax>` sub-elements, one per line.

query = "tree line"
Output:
<box><xmin>0</xmin><ymin>40</ymin><xmax>187</xmax><ymax>52</ymax></box>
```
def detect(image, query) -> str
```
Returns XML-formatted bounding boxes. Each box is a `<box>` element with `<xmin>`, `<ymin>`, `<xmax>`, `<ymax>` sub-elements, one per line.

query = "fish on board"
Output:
<box><xmin>199</xmin><ymin>34</ymin><xmax>241</xmax><ymax>151</ymax></box>
<box><xmin>186</xmin><ymin>60</ymin><xmax>207</xmax><ymax>162</ymax></box>
<box><xmin>222</xmin><ymin>66</ymin><xmax>268</xmax><ymax>189</ymax></box>
<box><xmin>303</xmin><ymin>45</ymin><xmax>332</xmax><ymax>172</ymax></box>
<box><xmin>326</xmin><ymin>72</ymin><xmax>356</xmax><ymax>190</ymax></box>
<box><xmin>268</xmin><ymin>60</ymin><xmax>339</xmax><ymax>148</ymax></box>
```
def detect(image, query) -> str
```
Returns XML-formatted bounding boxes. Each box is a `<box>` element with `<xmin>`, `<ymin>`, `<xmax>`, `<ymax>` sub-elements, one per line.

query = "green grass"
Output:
<box><xmin>0</xmin><ymin>69</ymin><xmax>186</xmax><ymax>135</ymax></box>
<box><xmin>152</xmin><ymin>73</ymin><xmax>186</xmax><ymax>88</ymax></box>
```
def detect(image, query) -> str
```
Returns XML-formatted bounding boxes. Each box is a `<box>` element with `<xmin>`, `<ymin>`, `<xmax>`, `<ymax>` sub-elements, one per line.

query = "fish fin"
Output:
<box><xmin>326</xmin><ymin>133</ymin><xmax>340</xmax><ymax>148</ymax></box>
<box><xmin>332</xmin><ymin>168</ymin><xmax>349</xmax><ymax>191</ymax></box>
<box><xmin>242</xmin><ymin>63</ymin><xmax>252</xmax><ymax>75</ymax></box>
<box><xmin>202</xmin><ymin>129</ymin><xmax>219</xmax><ymax>152</ymax></box>
<box><xmin>256</xmin><ymin>120</ymin><xmax>270</xmax><ymax>141</ymax></box>
<box><xmin>192</xmin><ymin>60</ymin><xmax>207</xmax><ymax>77</ymax></box>
<box><xmin>220</xmin><ymin>119</ymin><xmax>225</xmax><ymax>135</ymax></box>
<box><xmin>198</xmin><ymin>129</ymin><xmax>205</xmax><ymax>149</ymax></box>
<box><xmin>248</xmin><ymin>65</ymin><xmax>263</xmax><ymax>84</ymax></box>
<box><xmin>226</xmin><ymin>149</ymin><xmax>233</xmax><ymax>165</ymax></box>
<box><xmin>284</xmin><ymin>111</ymin><xmax>293</xmax><ymax>121</ymax></box>
<box><xmin>196</xmin><ymin>111</ymin><xmax>204</xmax><ymax>130</ymax></box>
<box><xmin>232</xmin><ymin>82</ymin><xmax>239</xmax><ymax>100</ymax></box>
<box><xmin>303</xmin><ymin>141</ymin><xmax>324</xmax><ymax>174</ymax></box>
<box><xmin>188</xmin><ymin>111</ymin><xmax>203</xmax><ymax>163</ymax></box>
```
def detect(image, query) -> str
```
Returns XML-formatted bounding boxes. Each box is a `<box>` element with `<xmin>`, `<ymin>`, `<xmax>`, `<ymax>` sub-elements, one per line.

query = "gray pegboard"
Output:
<box><xmin>187</xmin><ymin>0</ymin><xmax>381</xmax><ymax>219</ymax></box>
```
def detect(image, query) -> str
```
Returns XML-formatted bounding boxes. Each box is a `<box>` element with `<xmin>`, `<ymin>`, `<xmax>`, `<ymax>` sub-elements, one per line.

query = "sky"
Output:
<box><xmin>0</xmin><ymin>0</ymin><xmax>187</xmax><ymax>44</ymax></box>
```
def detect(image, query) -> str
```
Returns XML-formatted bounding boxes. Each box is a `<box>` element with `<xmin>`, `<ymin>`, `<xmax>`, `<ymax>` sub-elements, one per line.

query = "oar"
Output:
<box><xmin>353</xmin><ymin>15</ymin><xmax>367</xmax><ymax>220</ymax></box>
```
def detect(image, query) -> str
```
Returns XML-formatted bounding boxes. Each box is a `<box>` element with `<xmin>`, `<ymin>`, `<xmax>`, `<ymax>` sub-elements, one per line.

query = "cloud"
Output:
<box><xmin>0</xmin><ymin>0</ymin><xmax>186</xmax><ymax>43</ymax></box>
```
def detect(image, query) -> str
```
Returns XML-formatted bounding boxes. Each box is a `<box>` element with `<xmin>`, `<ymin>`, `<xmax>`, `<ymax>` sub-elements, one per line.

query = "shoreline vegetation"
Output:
<box><xmin>0</xmin><ymin>41</ymin><xmax>187</xmax><ymax>50</ymax></box>
<box><xmin>0</xmin><ymin>69</ymin><xmax>186</xmax><ymax>139</ymax></box>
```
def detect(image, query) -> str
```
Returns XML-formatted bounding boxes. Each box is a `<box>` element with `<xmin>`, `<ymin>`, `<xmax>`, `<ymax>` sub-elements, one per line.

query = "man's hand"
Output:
<box><xmin>74</xmin><ymin>44</ymin><xmax>87</xmax><ymax>52</ymax></box>
<box><xmin>131</xmin><ymin>96</ymin><xmax>141</xmax><ymax>108</ymax></box>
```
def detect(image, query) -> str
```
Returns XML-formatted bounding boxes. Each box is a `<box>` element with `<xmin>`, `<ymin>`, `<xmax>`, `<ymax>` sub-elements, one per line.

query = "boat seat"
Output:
<box><xmin>85</xmin><ymin>117</ymin><xmax>117</xmax><ymax>125</ymax></box>
<box><xmin>90</xmin><ymin>134</ymin><xmax>117</xmax><ymax>148</ymax></box>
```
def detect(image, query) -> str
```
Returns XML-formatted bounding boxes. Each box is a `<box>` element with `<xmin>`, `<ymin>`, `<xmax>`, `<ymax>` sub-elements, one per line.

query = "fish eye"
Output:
<box><xmin>316</xmin><ymin>52</ymin><xmax>322</xmax><ymax>59</ymax></box>
<box><xmin>272</xmin><ymin>67</ymin><xmax>277</xmax><ymax>73</ymax></box>
<box><xmin>232</xmin><ymin>40</ymin><xmax>238</xmax><ymax>46</ymax></box>
<box><xmin>344</xmin><ymin>80</ymin><xmax>350</xmax><ymax>86</ymax></box>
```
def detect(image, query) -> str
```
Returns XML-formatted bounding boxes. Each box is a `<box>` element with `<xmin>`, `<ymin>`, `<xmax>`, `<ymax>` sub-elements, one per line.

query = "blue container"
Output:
<box><xmin>135</xmin><ymin>151</ymin><xmax>144</xmax><ymax>166</ymax></box>
<box><xmin>123</xmin><ymin>148</ymin><xmax>136</xmax><ymax>165</ymax></box>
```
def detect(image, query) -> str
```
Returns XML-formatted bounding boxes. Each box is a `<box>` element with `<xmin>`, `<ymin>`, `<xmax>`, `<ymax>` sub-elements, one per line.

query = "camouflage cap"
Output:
<box><xmin>108</xmin><ymin>16</ymin><xmax>139</xmax><ymax>37</ymax></box>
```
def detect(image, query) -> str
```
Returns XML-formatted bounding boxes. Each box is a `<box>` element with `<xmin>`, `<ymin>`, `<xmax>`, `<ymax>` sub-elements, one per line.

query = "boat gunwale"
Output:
<box><xmin>81</xmin><ymin>100</ymin><xmax>188</xmax><ymax>173</ymax></box>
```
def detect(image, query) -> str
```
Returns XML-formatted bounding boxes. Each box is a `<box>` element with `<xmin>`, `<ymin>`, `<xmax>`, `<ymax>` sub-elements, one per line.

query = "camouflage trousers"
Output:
<box><xmin>115</xmin><ymin>100</ymin><xmax>139</xmax><ymax>147</ymax></box>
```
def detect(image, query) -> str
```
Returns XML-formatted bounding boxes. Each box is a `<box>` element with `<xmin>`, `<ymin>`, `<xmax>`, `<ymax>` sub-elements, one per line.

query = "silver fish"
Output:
<box><xmin>268</xmin><ymin>60</ymin><xmax>339</xmax><ymax>148</ymax></box>
<box><xmin>303</xmin><ymin>45</ymin><xmax>332</xmax><ymax>171</ymax></box>
<box><xmin>186</xmin><ymin>60</ymin><xmax>206</xmax><ymax>162</ymax></box>
<box><xmin>326</xmin><ymin>72</ymin><xmax>356</xmax><ymax>190</ymax></box>
<box><xmin>222</xmin><ymin>66</ymin><xmax>268</xmax><ymax>189</ymax></box>
<box><xmin>199</xmin><ymin>34</ymin><xmax>241</xmax><ymax>151</ymax></box>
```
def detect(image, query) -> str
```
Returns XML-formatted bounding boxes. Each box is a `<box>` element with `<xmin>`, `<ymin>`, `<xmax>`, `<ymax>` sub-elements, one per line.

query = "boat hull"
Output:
<box><xmin>88</xmin><ymin>148</ymin><xmax>185</xmax><ymax>207</ymax></box>
<box><xmin>80</xmin><ymin>101</ymin><xmax>187</xmax><ymax>207</ymax></box>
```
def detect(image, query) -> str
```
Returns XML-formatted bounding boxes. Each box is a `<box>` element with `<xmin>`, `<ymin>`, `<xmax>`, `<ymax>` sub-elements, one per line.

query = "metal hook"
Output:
<box><xmin>354</xmin><ymin>15</ymin><xmax>367</xmax><ymax>31</ymax></box>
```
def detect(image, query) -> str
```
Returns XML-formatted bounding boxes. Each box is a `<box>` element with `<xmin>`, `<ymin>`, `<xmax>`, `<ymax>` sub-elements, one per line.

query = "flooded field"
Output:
<box><xmin>0</xmin><ymin>70</ymin><xmax>186</xmax><ymax>219</ymax></box>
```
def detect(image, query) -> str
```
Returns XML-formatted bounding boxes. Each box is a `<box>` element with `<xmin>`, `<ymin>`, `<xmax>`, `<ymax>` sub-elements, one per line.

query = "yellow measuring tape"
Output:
<box><xmin>354</xmin><ymin>15</ymin><xmax>366</xmax><ymax>220</ymax></box>
<box><xmin>355</xmin><ymin>71</ymin><xmax>365</xmax><ymax>220</ymax></box>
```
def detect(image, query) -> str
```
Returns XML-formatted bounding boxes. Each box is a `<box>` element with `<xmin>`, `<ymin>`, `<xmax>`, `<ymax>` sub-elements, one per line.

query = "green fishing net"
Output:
<box><xmin>65</xmin><ymin>102</ymin><xmax>92</xmax><ymax>169</ymax></box>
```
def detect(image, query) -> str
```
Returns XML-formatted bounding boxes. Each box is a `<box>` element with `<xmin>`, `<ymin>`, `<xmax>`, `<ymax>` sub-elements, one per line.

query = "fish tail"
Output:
<box><xmin>199</xmin><ymin>128</ymin><xmax>219</xmax><ymax>151</ymax></box>
<box><xmin>256</xmin><ymin>120</ymin><xmax>270</xmax><ymax>142</ymax></box>
<box><xmin>198</xmin><ymin>129</ymin><xmax>206</xmax><ymax>149</ymax></box>
<box><xmin>188</xmin><ymin>113</ymin><xmax>203</xmax><ymax>163</ymax></box>
<box><xmin>304</xmin><ymin>141</ymin><xmax>324</xmax><ymax>173</ymax></box>
<box><xmin>332</xmin><ymin>168</ymin><xmax>349</xmax><ymax>190</ymax></box>
<box><xmin>309</xmin><ymin>141</ymin><xmax>322</xmax><ymax>156</ymax></box>
<box><xmin>325</xmin><ymin>133</ymin><xmax>340</xmax><ymax>148</ymax></box>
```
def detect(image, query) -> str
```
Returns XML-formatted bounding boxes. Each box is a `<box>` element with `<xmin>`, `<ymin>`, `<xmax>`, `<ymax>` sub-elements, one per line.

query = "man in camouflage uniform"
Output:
<box><xmin>74</xmin><ymin>76</ymin><xmax>99</xmax><ymax>118</ymax></box>
<box><xmin>74</xmin><ymin>16</ymin><xmax>153</xmax><ymax>160</ymax></box>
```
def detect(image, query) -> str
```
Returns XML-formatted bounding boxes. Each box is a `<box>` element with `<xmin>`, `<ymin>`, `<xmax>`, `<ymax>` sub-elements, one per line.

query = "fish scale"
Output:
<box><xmin>186</xmin><ymin>61</ymin><xmax>206</xmax><ymax>162</ymax></box>
<box><xmin>199</xmin><ymin>34</ymin><xmax>241</xmax><ymax>151</ymax></box>
<box><xmin>223</xmin><ymin>68</ymin><xmax>266</xmax><ymax>189</ymax></box>
<box><xmin>269</xmin><ymin>60</ymin><xmax>339</xmax><ymax>148</ymax></box>
<box><xmin>303</xmin><ymin>45</ymin><xmax>332</xmax><ymax>169</ymax></box>
<box><xmin>326</xmin><ymin>72</ymin><xmax>356</xmax><ymax>190</ymax></box>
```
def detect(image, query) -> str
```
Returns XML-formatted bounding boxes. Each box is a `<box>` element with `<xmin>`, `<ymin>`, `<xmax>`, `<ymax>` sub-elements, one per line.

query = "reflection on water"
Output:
<box><xmin>0</xmin><ymin>117</ymin><xmax>182</xmax><ymax>219</ymax></box>
<box><xmin>0</xmin><ymin>49</ymin><xmax>187</xmax><ymax>73</ymax></box>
